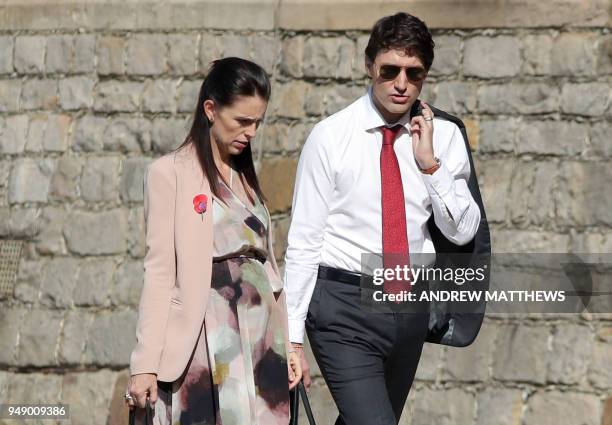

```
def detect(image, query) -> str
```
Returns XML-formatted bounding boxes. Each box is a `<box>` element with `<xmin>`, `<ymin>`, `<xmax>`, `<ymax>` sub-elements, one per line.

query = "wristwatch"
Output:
<box><xmin>419</xmin><ymin>157</ymin><xmax>440</xmax><ymax>175</ymax></box>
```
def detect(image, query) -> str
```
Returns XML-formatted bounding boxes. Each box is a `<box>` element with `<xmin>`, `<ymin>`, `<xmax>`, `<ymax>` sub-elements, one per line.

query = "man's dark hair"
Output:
<box><xmin>365</xmin><ymin>12</ymin><xmax>435</xmax><ymax>70</ymax></box>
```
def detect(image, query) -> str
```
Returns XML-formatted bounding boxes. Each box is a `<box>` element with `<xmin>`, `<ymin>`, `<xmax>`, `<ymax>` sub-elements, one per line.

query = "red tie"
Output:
<box><xmin>380</xmin><ymin>126</ymin><xmax>412</xmax><ymax>298</ymax></box>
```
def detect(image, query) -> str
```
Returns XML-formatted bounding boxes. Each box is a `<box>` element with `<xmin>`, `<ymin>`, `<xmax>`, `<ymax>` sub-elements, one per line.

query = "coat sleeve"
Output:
<box><xmin>130</xmin><ymin>156</ymin><xmax>177</xmax><ymax>376</ymax></box>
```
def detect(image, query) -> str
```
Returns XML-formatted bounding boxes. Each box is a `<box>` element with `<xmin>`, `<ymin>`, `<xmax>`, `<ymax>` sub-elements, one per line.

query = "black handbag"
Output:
<box><xmin>290</xmin><ymin>381</ymin><xmax>317</xmax><ymax>425</ymax></box>
<box><xmin>128</xmin><ymin>398</ymin><xmax>153</xmax><ymax>425</ymax></box>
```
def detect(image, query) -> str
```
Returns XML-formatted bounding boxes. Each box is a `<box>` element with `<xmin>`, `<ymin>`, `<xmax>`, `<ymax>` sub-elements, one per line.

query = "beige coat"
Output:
<box><xmin>129</xmin><ymin>143</ymin><xmax>288</xmax><ymax>382</ymax></box>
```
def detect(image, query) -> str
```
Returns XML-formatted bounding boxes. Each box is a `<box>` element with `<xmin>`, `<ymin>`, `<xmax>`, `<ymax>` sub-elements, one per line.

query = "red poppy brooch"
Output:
<box><xmin>193</xmin><ymin>194</ymin><xmax>208</xmax><ymax>221</ymax></box>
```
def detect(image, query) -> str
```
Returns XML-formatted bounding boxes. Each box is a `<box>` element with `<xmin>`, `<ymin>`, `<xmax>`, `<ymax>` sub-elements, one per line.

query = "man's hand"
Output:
<box><xmin>410</xmin><ymin>100</ymin><xmax>436</xmax><ymax>170</ymax></box>
<box><xmin>288</xmin><ymin>351</ymin><xmax>303</xmax><ymax>390</ymax></box>
<box><xmin>292</xmin><ymin>343</ymin><xmax>311</xmax><ymax>389</ymax></box>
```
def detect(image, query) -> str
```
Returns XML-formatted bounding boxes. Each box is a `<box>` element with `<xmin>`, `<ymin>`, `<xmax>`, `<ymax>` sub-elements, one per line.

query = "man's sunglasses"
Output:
<box><xmin>378</xmin><ymin>65</ymin><xmax>427</xmax><ymax>82</ymax></box>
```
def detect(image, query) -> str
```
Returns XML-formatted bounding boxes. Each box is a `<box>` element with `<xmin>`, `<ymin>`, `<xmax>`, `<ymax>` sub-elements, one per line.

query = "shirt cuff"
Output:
<box><xmin>421</xmin><ymin>163</ymin><xmax>462</xmax><ymax>222</ymax></box>
<box><xmin>288</xmin><ymin>318</ymin><xmax>306</xmax><ymax>344</ymax></box>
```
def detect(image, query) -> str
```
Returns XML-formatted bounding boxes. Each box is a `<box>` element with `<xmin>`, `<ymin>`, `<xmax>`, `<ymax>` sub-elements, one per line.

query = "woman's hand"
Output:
<box><xmin>127</xmin><ymin>373</ymin><xmax>158</xmax><ymax>409</ymax></box>
<box><xmin>288</xmin><ymin>351</ymin><xmax>303</xmax><ymax>390</ymax></box>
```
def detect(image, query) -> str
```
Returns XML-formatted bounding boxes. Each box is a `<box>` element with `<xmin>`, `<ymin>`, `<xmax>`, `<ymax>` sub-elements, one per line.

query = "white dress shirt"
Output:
<box><xmin>283</xmin><ymin>88</ymin><xmax>481</xmax><ymax>343</ymax></box>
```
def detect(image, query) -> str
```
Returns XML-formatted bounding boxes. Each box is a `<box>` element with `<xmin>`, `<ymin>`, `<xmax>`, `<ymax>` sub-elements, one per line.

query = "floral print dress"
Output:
<box><xmin>143</xmin><ymin>177</ymin><xmax>290</xmax><ymax>425</ymax></box>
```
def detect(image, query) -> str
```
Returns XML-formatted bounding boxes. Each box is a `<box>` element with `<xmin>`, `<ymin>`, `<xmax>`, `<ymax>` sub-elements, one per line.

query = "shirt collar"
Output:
<box><xmin>361</xmin><ymin>86</ymin><xmax>414</xmax><ymax>134</ymax></box>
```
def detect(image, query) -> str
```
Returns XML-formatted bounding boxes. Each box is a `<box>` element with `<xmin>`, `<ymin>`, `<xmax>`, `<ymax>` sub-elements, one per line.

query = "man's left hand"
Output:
<box><xmin>410</xmin><ymin>101</ymin><xmax>436</xmax><ymax>169</ymax></box>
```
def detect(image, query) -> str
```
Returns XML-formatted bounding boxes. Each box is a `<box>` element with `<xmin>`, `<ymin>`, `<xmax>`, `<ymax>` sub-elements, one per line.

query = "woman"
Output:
<box><xmin>126</xmin><ymin>57</ymin><xmax>302</xmax><ymax>425</ymax></box>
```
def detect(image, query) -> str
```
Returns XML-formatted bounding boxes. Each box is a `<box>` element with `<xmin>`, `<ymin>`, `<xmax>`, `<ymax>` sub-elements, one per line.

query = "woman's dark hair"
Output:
<box><xmin>176</xmin><ymin>57</ymin><xmax>271</xmax><ymax>202</ymax></box>
<box><xmin>365</xmin><ymin>13</ymin><xmax>435</xmax><ymax>70</ymax></box>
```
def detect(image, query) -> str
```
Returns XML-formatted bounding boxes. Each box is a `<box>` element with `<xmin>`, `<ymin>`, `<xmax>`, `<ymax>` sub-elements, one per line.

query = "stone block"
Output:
<box><xmin>94</xmin><ymin>80</ymin><xmax>142</xmax><ymax>112</ymax></box>
<box><xmin>151</xmin><ymin>117</ymin><xmax>188</xmax><ymax>153</ymax></box>
<box><xmin>352</xmin><ymin>34</ymin><xmax>369</xmax><ymax>79</ymax></box>
<box><xmin>303</xmin><ymin>36</ymin><xmax>355</xmax><ymax>79</ymax></box>
<box><xmin>517</xmin><ymin>120</ymin><xmax>587</xmax><ymax>156</ymax></box>
<box><xmin>252</xmin><ymin>34</ymin><xmax>280</xmax><ymax>73</ymax></box>
<box><xmin>551</xmin><ymin>33</ymin><xmax>597</xmax><ymax>76</ymax></box>
<box><xmin>110</xmin><ymin>259</ymin><xmax>143</xmax><ymax>307</ymax></box>
<box><xmin>44</xmin><ymin>114</ymin><xmax>72</xmax><ymax>152</ymax></box>
<box><xmin>546</xmin><ymin>323</ymin><xmax>592</xmax><ymax>384</ymax></box>
<box><xmin>24</xmin><ymin>113</ymin><xmax>46</xmax><ymax>152</ymax></box>
<box><xmin>558</xmin><ymin>162</ymin><xmax>612</xmax><ymax>226</ymax></box>
<box><xmin>45</xmin><ymin>34</ymin><xmax>73</xmax><ymax>74</ymax></box>
<box><xmin>303</xmin><ymin>84</ymin><xmax>327</xmax><ymax>116</ymax></box>
<box><xmin>588</xmin><ymin>339</ymin><xmax>612</xmax><ymax>389</ymax></box>
<box><xmin>492</xmin><ymin>324</ymin><xmax>549</xmax><ymax>383</ymax></box>
<box><xmin>126</xmin><ymin>33</ymin><xmax>167</xmax><ymax>75</ymax></box>
<box><xmin>39</xmin><ymin>257</ymin><xmax>78</xmax><ymax>308</ymax></box>
<box><xmin>8</xmin><ymin>158</ymin><xmax>55</xmax><ymax>203</ymax></box>
<box><xmin>64</xmin><ymin>209</ymin><xmax>128</xmax><ymax>255</ymax></box>
<box><xmin>464</xmin><ymin>36</ymin><xmax>521</xmax><ymax>78</ymax></box>
<box><xmin>0</xmin><ymin>308</ymin><xmax>24</xmax><ymax>364</ymax></box>
<box><xmin>560</xmin><ymin>82</ymin><xmax>610</xmax><ymax>116</ymax></box>
<box><xmin>49</xmin><ymin>156</ymin><xmax>82</xmax><ymax>201</ymax></box>
<box><xmin>127</xmin><ymin>206</ymin><xmax>145</xmax><ymax>258</ymax></box>
<box><xmin>17</xmin><ymin>309</ymin><xmax>63</xmax><ymax>367</ymax></box>
<box><xmin>220</xmin><ymin>33</ymin><xmax>252</xmax><ymax>59</ymax></box>
<box><xmin>477</xmin><ymin>83</ymin><xmax>559</xmax><ymax>114</ymax></box>
<box><xmin>73</xmin><ymin>258</ymin><xmax>115</xmax><ymax>306</ymax></box>
<box><xmin>435</xmin><ymin>81</ymin><xmax>477</xmax><ymax>115</ymax></box>
<box><xmin>476</xmin><ymin>388</ymin><xmax>523</xmax><ymax>425</ymax></box>
<box><xmin>20</xmin><ymin>79</ymin><xmax>59</xmax><ymax>110</ymax></box>
<box><xmin>96</xmin><ymin>35</ymin><xmax>125</xmax><ymax>75</ymax></box>
<box><xmin>474</xmin><ymin>158</ymin><xmax>514</xmax><ymax>224</ymax></box>
<box><xmin>142</xmin><ymin>78</ymin><xmax>177</xmax><ymax>113</ymax></box>
<box><xmin>120</xmin><ymin>157</ymin><xmax>150</xmax><ymax>202</ymax></box>
<box><xmin>8</xmin><ymin>207</ymin><xmax>41</xmax><ymax>238</ymax></box>
<box><xmin>0</xmin><ymin>79</ymin><xmax>21</xmax><ymax>112</ymax></box>
<box><xmin>104</xmin><ymin>116</ymin><xmax>151</xmax><ymax>153</ymax></box>
<box><xmin>62</xmin><ymin>370</ymin><xmax>118</xmax><ymax>425</ymax></box>
<box><xmin>34</xmin><ymin>206</ymin><xmax>68</xmax><ymax>255</ymax></box>
<box><xmin>441</xmin><ymin>322</ymin><xmax>496</xmax><ymax>382</ymax></box>
<box><xmin>13</xmin><ymin>259</ymin><xmax>42</xmax><ymax>303</ymax></box>
<box><xmin>71</xmin><ymin>114</ymin><xmax>106</xmax><ymax>152</ymax></box>
<box><xmin>168</xmin><ymin>34</ymin><xmax>198</xmax><ymax>75</ymax></box>
<box><xmin>14</xmin><ymin>35</ymin><xmax>45</xmax><ymax>74</ymax></box>
<box><xmin>430</xmin><ymin>35</ymin><xmax>461</xmax><ymax>76</ymax></box>
<box><xmin>412</xmin><ymin>388</ymin><xmax>475</xmax><ymax>425</ymax></box>
<box><xmin>280</xmin><ymin>35</ymin><xmax>304</xmax><ymax>78</ymax></box>
<box><xmin>523</xmin><ymin>391</ymin><xmax>600</xmax><ymax>425</ymax></box>
<box><xmin>80</xmin><ymin>156</ymin><xmax>121</xmax><ymax>202</ymax></box>
<box><xmin>0</xmin><ymin>114</ymin><xmax>28</xmax><ymax>154</ymax></box>
<box><xmin>522</xmin><ymin>34</ymin><xmax>553</xmax><ymax>75</ymax></box>
<box><xmin>269</xmin><ymin>81</ymin><xmax>308</xmax><ymax>118</ymax></box>
<box><xmin>508</xmin><ymin>161</ymin><xmax>558</xmax><ymax>227</ymax></box>
<box><xmin>73</xmin><ymin>34</ymin><xmax>96</xmax><ymax>73</ymax></box>
<box><xmin>478</xmin><ymin>118</ymin><xmax>517</xmax><ymax>154</ymax></box>
<box><xmin>589</xmin><ymin>121</ymin><xmax>612</xmax><ymax>157</ymax></box>
<box><xmin>84</xmin><ymin>310</ymin><xmax>137</xmax><ymax>366</ymax></box>
<box><xmin>199</xmin><ymin>33</ymin><xmax>223</xmax><ymax>73</ymax></box>
<box><xmin>59</xmin><ymin>76</ymin><xmax>95</xmax><ymax>110</ymax></box>
<box><xmin>260</xmin><ymin>122</ymin><xmax>291</xmax><ymax>154</ymax></box>
<box><xmin>491</xmin><ymin>229</ymin><xmax>570</xmax><ymax>253</ymax></box>
<box><xmin>0</xmin><ymin>35</ymin><xmax>13</xmax><ymax>73</ymax></box>
<box><xmin>597</xmin><ymin>34</ymin><xmax>612</xmax><ymax>75</ymax></box>
<box><xmin>58</xmin><ymin>311</ymin><xmax>94</xmax><ymax>365</ymax></box>
<box><xmin>258</xmin><ymin>157</ymin><xmax>297</xmax><ymax>213</ymax></box>
<box><xmin>6</xmin><ymin>373</ymin><xmax>63</xmax><ymax>405</ymax></box>
<box><xmin>324</xmin><ymin>85</ymin><xmax>364</xmax><ymax>115</ymax></box>
<box><xmin>176</xmin><ymin>79</ymin><xmax>201</xmax><ymax>113</ymax></box>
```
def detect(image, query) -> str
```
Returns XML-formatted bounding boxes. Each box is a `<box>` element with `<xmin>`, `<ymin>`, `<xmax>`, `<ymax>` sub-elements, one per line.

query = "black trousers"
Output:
<box><xmin>306</xmin><ymin>275</ymin><xmax>430</xmax><ymax>425</ymax></box>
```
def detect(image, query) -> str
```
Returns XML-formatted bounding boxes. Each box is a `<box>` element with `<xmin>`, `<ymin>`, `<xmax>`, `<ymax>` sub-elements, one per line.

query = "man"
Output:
<box><xmin>284</xmin><ymin>12</ymin><xmax>482</xmax><ymax>425</ymax></box>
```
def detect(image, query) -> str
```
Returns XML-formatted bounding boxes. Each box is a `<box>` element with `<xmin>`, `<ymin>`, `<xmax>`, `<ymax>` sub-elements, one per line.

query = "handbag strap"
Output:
<box><xmin>290</xmin><ymin>381</ymin><xmax>317</xmax><ymax>425</ymax></box>
<box><xmin>128</xmin><ymin>398</ymin><xmax>153</xmax><ymax>425</ymax></box>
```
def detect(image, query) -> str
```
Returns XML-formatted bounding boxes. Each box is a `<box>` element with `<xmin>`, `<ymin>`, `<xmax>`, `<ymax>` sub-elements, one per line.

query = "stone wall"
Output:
<box><xmin>0</xmin><ymin>1</ymin><xmax>610</xmax><ymax>424</ymax></box>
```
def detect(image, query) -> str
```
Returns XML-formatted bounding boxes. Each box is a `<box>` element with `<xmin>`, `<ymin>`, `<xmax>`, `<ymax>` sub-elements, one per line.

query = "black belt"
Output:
<box><xmin>317</xmin><ymin>265</ymin><xmax>371</xmax><ymax>286</ymax></box>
